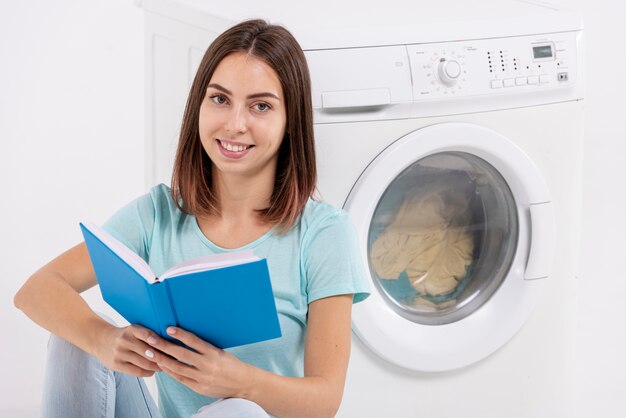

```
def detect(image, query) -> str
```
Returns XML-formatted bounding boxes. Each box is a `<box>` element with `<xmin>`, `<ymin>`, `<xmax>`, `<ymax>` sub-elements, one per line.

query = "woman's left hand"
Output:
<box><xmin>142</xmin><ymin>327</ymin><xmax>255</xmax><ymax>399</ymax></box>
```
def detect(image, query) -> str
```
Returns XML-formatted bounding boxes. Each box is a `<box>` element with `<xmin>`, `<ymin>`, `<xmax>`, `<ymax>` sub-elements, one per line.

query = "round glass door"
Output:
<box><xmin>368</xmin><ymin>151</ymin><xmax>518</xmax><ymax>325</ymax></box>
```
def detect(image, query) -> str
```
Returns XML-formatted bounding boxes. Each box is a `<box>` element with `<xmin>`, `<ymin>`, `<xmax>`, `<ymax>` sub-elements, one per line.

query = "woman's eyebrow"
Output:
<box><xmin>207</xmin><ymin>83</ymin><xmax>232</xmax><ymax>95</ymax></box>
<box><xmin>207</xmin><ymin>83</ymin><xmax>280</xmax><ymax>101</ymax></box>
<box><xmin>248</xmin><ymin>92</ymin><xmax>281</xmax><ymax>101</ymax></box>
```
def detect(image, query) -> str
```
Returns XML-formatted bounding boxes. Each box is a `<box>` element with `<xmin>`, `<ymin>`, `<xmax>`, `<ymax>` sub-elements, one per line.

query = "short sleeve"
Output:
<box><xmin>102</xmin><ymin>191</ymin><xmax>156</xmax><ymax>262</ymax></box>
<box><xmin>302</xmin><ymin>211</ymin><xmax>371</xmax><ymax>305</ymax></box>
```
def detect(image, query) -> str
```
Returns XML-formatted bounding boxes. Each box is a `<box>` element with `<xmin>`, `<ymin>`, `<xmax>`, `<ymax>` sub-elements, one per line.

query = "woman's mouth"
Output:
<box><xmin>216</xmin><ymin>139</ymin><xmax>254</xmax><ymax>158</ymax></box>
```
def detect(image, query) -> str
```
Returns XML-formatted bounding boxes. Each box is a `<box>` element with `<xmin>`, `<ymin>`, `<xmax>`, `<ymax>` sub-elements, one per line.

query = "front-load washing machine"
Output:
<box><xmin>140</xmin><ymin>1</ymin><xmax>584</xmax><ymax>416</ymax></box>
<box><xmin>307</xmin><ymin>12</ymin><xmax>584</xmax><ymax>418</ymax></box>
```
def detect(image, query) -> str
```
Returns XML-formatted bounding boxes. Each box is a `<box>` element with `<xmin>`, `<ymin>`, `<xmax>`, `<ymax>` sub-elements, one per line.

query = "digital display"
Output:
<box><xmin>533</xmin><ymin>45</ymin><xmax>553</xmax><ymax>59</ymax></box>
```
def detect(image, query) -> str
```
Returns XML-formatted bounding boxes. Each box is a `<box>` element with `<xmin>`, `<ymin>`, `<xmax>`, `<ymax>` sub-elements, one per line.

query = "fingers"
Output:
<box><xmin>143</xmin><ymin>328</ymin><xmax>205</xmax><ymax>362</ymax></box>
<box><xmin>128</xmin><ymin>350</ymin><xmax>162</xmax><ymax>372</ymax></box>
<box><xmin>119</xmin><ymin>362</ymin><xmax>157</xmax><ymax>378</ymax></box>
<box><xmin>129</xmin><ymin>324</ymin><xmax>153</xmax><ymax>342</ymax></box>
<box><xmin>166</xmin><ymin>327</ymin><xmax>211</xmax><ymax>353</ymax></box>
<box><xmin>143</xmin><ymin>343</ymin><xmax>201</xmax><ymax>383</ymax></box>
<box><xmin>133</xmin><ymin>326</ymin><xmax>221</xmax><ymax>384</ymax></box>
<box><xmin>159</xmin><ymin>362</ymin><xmax>198</xmax><ymax>387</ymax></box>
<box><xmin>141</xmin><ymin>327</ymin><xmax>213</xmax><ymax>381</ymax></box>
<box><xmin>107</xmin><ymin>346</ymin><xmax>160</xmax><ymax>377</ymax></box>
<box><xmin>138</xmin><ymin>328</ymin><xmax>249</xmax><ymax>399</ymax></box>
<box><xmin>145</xmin><ymin>335</ymin><xmax>197</xmax><ymax>366</ymax></box>
<box><xmin>108</xmin><ymin>325</ymin><xmax>162</xmax><ymax>374</ymax></box>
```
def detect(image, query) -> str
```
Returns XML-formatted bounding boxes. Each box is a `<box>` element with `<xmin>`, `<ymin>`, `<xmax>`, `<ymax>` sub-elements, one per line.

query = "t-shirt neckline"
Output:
<box><xmin>191</xmin><ymin>217</ymin><xmax>275</xmax><ymax>252</ymax></box>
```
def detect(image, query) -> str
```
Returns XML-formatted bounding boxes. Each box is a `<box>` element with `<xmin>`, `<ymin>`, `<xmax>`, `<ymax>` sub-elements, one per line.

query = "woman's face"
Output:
<box><xmin>199</xmin><ymin>52</ymin><xmax>287</xmax><ymax>181</ymax></box>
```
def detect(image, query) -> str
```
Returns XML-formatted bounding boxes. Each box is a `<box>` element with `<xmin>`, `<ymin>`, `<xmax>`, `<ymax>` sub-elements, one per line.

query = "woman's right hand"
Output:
<box><xmin>95</xmin><ymin>324</ymin><xmax>163</xmax><ymax>377</ymax></box>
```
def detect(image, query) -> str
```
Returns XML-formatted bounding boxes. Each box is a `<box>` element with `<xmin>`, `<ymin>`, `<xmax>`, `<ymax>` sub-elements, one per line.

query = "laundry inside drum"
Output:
<box><xmin>367</xmin><ymin>152</ymin><xmax>519</xmax><ymax>325</ymax></box>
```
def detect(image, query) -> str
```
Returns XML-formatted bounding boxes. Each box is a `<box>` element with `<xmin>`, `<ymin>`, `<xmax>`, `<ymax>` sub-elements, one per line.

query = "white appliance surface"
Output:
<box><xmin>140</xmin><ymin>1</ymin><xmax>584</xmax><ymax>416</ymax></box>
<box><xmin>139</xmin><ymin>0</ymin><xmax>582</xmax><ymax>48</ymax></box>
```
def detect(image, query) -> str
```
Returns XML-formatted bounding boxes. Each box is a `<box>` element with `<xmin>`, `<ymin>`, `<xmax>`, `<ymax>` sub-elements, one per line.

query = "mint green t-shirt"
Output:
<box><xmin>103</xmin><ymin>184</ymin><xmax>370</xmax><ymax>418</ymax></box>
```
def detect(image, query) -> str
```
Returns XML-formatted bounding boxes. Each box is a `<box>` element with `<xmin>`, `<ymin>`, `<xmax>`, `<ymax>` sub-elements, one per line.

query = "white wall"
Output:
<box><xmin>1</xmin><ymin>0</ymin><xmax>625</xmax><ymax>416</ymax></box>
<box><xmin>0</xmin><ymin>1</ymin><xmax>144</xmax><ymax>415</ymax></box>
<box><xmin>575</xmin><ymin>0</ymin><xmax>626</xmax><ymax>415</ymax></box>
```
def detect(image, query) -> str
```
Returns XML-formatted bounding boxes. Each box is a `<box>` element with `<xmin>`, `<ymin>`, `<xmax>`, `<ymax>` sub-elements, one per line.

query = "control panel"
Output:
<box><xmin>407</xmin><ymin>31</ymin><xmax>578</xmax><ymax>99</ymax></box>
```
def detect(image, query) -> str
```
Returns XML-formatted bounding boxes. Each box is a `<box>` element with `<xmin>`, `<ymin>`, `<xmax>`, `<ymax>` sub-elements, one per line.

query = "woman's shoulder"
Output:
<box><xmin>147</xmin><ymin>183</ymin><xmax>183</xmax><ymax>217</ymax></box>
<box><xmin>112</xmin><ymin>183</ymin><xmax>185</xmax><ymax>228</ymax></box>
<box><xmin>302</xmin><ymin>198</ymin><xmax>343</xmax><ymax>220</ymax></box>
<box><xmin>147</xmin><ymin>183</ymin><xmax>173</xmax><ymax>202</ymax></box>
<box><xmin>105</xmin><ymin>184</ymin><xmax>177</xmax><ymax>227</ymax></box>
<box><xmin>299</xmin><ymin>198</ymin><xmax>351</xmax><ymax>233</ymax></box>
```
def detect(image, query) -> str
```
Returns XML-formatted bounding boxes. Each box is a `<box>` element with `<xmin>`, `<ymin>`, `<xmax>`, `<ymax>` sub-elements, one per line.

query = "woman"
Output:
<box><xmin>14</xmin><ymin>19</ymin><xmax>370</xmax><ymax>418</ymax></box>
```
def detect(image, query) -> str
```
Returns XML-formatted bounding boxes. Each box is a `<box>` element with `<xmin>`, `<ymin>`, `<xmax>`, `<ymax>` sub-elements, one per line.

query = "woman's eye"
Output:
<box><xmin>211</xmin><ymin>95</ymin><xmax>228</xmax><ymax>105</ymax></box>
<box><xmin>254</xmin><ymin>102</ymin><xmax>271</xmax><ymax>112</ymax></box>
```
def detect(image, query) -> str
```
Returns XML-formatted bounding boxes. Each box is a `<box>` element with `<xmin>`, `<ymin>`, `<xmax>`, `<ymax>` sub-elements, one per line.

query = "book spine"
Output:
<box><xmin>147</xmin><ymin>281</ymin><xmax>178</xmax><ymax>341</ymax></box>
<box><xmin>164</xmin><ymin>281</ymin><xmax>179</xmax><ymax>329</ymax></box>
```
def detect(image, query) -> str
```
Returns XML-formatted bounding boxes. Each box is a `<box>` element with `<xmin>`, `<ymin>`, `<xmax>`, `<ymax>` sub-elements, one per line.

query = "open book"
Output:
<box><xmin>80</xmin><ymin>222</ymin><xmax>282</xmax><ymax>349</ymax></box>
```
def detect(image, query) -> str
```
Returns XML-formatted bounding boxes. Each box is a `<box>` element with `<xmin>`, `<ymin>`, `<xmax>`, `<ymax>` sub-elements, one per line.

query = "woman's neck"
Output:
<box><xmin>210</xmin><ymin>170</ymin><xmax>274</xmax><ymax>224</ymax></box>
<box><xmin>195</xmin><ymin>170</ymin><xmax>276</xmax><ymax>249</ymax></box>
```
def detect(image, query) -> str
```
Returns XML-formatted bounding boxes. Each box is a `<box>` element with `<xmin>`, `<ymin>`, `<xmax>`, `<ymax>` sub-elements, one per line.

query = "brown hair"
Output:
<box><xmin>171</xmin><ymin>19</ymin><xmax>316</xmax><ymax>232</ymax></box>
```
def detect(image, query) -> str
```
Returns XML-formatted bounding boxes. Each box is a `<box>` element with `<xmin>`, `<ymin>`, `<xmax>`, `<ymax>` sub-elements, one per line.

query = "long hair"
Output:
<box><xmin>171</xmin><ymin>19</ymin><xmax>316</xmax><ymax>232</ymax></box>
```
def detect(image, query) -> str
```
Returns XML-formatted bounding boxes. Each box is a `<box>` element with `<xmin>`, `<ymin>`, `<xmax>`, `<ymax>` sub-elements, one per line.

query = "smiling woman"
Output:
<box><xmin>14</xmin><ymin>19</ymin><xmax>370</xmax><ymax>418</ymax></box>
<box><xmin>199</xmin><ymin>53</ymin><xmax>287</xmax><ymax>181</ymax></box>
<box><xmin>172</xmin><ymin>20</ymin><xmax>316</xmax><ymax>234</ymax></box>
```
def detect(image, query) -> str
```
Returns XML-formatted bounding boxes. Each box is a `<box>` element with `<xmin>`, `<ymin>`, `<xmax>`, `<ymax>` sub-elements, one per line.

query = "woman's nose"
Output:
<box><xmin>225</xmin><ymin>105</ymin><xmax>247</xmax><ymax>134</ymax></box>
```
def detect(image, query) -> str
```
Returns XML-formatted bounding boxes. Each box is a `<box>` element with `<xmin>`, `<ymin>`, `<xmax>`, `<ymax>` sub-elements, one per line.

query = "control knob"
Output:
<box><xmin>437</xmin><ymin>58</ymin><xmax>462</xmax><ymax>86</ymax></box>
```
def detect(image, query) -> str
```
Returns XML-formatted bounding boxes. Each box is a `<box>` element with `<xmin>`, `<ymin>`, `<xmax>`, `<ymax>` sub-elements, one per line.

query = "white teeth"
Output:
<box><xmin>219</xmin><ymin>140</ymin><xmax>249</xmax><ymax>152</ymax></box>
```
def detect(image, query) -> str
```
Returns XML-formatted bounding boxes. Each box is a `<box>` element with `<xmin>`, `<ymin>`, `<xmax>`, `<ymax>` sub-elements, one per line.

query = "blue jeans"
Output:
<box><xmin>41</xmin><ymin>333</ymin><xmax>269</xmax><ymax>418</ymax></box>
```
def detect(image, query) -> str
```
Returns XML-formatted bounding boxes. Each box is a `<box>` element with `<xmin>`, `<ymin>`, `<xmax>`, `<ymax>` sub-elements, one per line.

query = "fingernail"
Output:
<box><xmin>167</xmin><ymin>327</ymin><xmax>176</xmax><ymax>335</ymax></box>
<box><xmin>145</xmin><ymin>349</ymin><xmax>154</xmax><ymax>359</ymax></box>
<box><xmin>147</xmin><ymin>336</ymin><xmax>157</xmax><ymax>345</ymax></box>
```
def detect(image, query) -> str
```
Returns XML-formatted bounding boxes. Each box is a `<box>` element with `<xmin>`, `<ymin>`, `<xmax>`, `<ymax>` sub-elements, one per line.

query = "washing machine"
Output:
<box><xmin>140</xmin><ymin>1</ymin><xmax>584</xmax><ymax>416</ymax></box>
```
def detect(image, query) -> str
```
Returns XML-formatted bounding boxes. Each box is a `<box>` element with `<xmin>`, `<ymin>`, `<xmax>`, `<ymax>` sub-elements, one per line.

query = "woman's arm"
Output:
<box><xmin>14</xmin><ymin>243</ymin><xmax>108</xmax><ymax>353</ymax></box>
<box><xmin>14</xmin><ymin>243</ymin><xmax>161</xmax><ymax>376</ymax></box>
<box><xmin>146</xmin><ymin>294</ymin><xmax>354</xmax><ymax>418</ymax></box>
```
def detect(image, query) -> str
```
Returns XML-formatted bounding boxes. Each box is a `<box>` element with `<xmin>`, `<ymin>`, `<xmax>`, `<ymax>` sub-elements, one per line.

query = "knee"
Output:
<box><xmin>192</xmin><ymin>398</ymin><xmax>269</xmax><ymax>418</ymax></box>
<box><xmin>47</xmin><ymin>332</ymin><xmax>80</xmax><ymax>356</ymax></box>
<box><xmin>46</xmin><ymin>312</ymin><xmax>119</xmax><ymax>371</ymax></box>
<box><xmin>223</xmin><ymin>398</ymin><xmax>268</xmax><ymax>416</ymax></box>
<box><xmin>46</xmin><ymin>333</ymin><xmax>93</xmax><ymax>369</ymax></box>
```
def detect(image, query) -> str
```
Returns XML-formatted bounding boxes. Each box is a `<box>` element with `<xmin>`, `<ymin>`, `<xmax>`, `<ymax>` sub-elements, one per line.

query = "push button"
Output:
<box><xmin>539</xmin><ymin>75</ymin><xmax>551</xmax><ymax>84</ymax></box>
<box><xmin>515</xmin><ymin>77</ymin><xmax>527</xmax><ymax>86</ymax></box>
<box><xmin>503</xmin><ymin>78</ymin><xmax>515</xmax><ymax>87</ymax></box>
<box><xmin>491</xmin><ymin>79</ymin><xmax>504</xmax><ymax>89</ymax></box>
<box><xmin>527</xmin><ymin>76</ymin><xmax>539</xmax><ymax>85</ymax></box>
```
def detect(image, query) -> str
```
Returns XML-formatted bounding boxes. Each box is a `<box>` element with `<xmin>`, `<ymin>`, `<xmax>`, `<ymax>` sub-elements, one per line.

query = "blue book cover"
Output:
<box><xmin>79</xmin><ymin>222</ymin><xmax>282</xmax><ymax>349</ymax></box>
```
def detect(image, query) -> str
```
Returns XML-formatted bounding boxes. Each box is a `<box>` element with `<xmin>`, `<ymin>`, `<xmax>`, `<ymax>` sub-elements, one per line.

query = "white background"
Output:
<box><xmin>1</xmin><ymin>0</ymin><xmax>624</xmax><ymax>416</ymax></box>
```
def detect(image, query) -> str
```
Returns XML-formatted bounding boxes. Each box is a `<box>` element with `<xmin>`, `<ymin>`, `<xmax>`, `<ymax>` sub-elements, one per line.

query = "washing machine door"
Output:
<box><xmin>346</xmin><ymin>122</ymin><xmax>555</xmax><ymax>372</ymax></box>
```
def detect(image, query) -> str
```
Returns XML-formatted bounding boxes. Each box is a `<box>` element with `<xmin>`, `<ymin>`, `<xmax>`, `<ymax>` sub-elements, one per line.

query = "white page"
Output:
<box><xmin>161</xmin><ymin>250</ymin><xmax>259</xmax><ymax>280</ymax></box>
<box><xmin>82</xmin><ymin>221</ymin><xmax>157</xmax><ymax>283</ymax></box>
